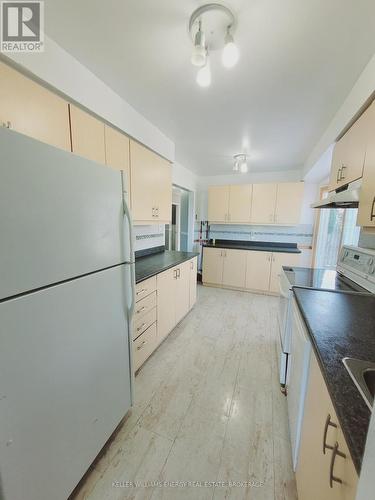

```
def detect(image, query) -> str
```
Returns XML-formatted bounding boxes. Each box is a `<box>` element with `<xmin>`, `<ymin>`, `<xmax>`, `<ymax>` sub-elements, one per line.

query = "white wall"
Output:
<box><xmin>172</xmin><ymin>162</ymin><xmax>198</xmax><ymax>192</ymax></box>
<box><xmin>303</xmin><ymin>54</ymin><xmax>375</xmax><ymax>177</ymax></box>
<box><xmin>198</xmin><ymin>169</ymin><xmax>302</xmax><ymax>189</ymax></box>
<box><xmin>3</xmin><ymin>36</ymin><xmax>175</xmax><ymax>162</ymax></box>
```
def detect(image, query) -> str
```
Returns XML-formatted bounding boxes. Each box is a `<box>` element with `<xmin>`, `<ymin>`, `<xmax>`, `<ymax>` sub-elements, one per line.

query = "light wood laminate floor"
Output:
<box><xmin>70</xmin><ymin>285</ymin><xmax>297</xmax><ymax>500</ymax></box>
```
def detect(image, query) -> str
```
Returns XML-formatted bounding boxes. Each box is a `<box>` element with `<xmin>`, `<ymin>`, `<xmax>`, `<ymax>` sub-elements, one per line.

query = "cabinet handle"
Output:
<box><xmin>329</xmin><ymin>441</ymin><xmax>346</xmax><ymax>488</ymax></box>
<box><xmin>156</xmin><ymin>207</ymin><xmax>159</xmax><ymax>218</ymax></box>
<box><xmin>136</xmin><ymin>288</ymin><xmax>146</xmax><ymax>296</ymax></box>
<box><xmin>336</xmin><ymin>168</ymin><xmax>342</xmax><ymax>183</ymax></box>
<box><xmin>173</xmin><ymin>269</ymin><xmax>178</xmax><ymax>279</ymax></box>
<box><xmin>190</xmin><ymin>261</ymin><xmax>194</xmax><ymax>269</ymax></box>
<box><xmin>137</xmin><ymin>323</ymin><xmax>146</xmax><ymax>332</ymax></box>
<box><xmin>136</xmin><ymin>306</ymin><xmax>146</xmax><ymax>314</ymax></box>
<box><xmin>370</xmin><ymin>196</ymin><xmax>375</xmax><ymax>221</ymax></box>
<box><xmin>136</xmin><ymin>340</ymin><xmax>147</xmax><ymax>351</ymax></box>
<box><xmin>323</xmin><ymin>414</ymin><xmax>337</xmax><ymax>454</ymax></box>
<box><xmin>2</xmin><ymin>121</ymin><xmax>11</xmax><ymax>129</ymax></box>
<box><xmin>340</xmin><ymin>165</ymin><xmax>347</xmax><ymax>181</ymax></box>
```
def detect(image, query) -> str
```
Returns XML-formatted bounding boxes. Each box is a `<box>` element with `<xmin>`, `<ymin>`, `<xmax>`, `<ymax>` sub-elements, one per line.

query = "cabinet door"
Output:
<box><xmin>245</xmin><ymin>251</ymin><xmax>272</xmax><ymax>291</ymax></box>
<box><xmin>335</xmin><ymin>428</ymin><xmax>358</xmax><ymax>500</ymax></box>
<box><xmin>357</xmin><ymin>103</ymin><xmax>375</xmax><ymax>227</ymax></box>
<box><xmin>275</xmin><ymin>183</ymin><xmax>304</xmax><ymax>225</ymax></box>
<box><xmin>338</xmin><ymin>104</ymin><xmax>372</xmax><ymax>187</ymax></box>
<box><xmin>0</xmin><ymin>61</ymin><xmax>71</xmax><ymax>151</ymax></box>
<box><xmin>154</xmin><ymin>155</ymin><xmax>172</xmax><ymax>222</ymax></box>
<box><xmin>104</xmin><ymin>125</ymin><xmax>130</xmax><ymax>193</ymax></box>
<box><xmin>202</xmin><ymin>247</ymin><xmax>224</xmax><ymax>285</ymax></box>
<box><xmin>329</xmin><ymin>138</ymin><xmax>347</xmax><ymax>191</ymax></box>
<box><xmin>222</xmin><ymin>249</ymin><xmax>247</xmax><ymax>288</ymax></box>
<box><xmin>156</xmin><ymin>267</ymin><xmax>176</xmax><ymax>343</ymax></box>
<box><xmin>269</xmin><ymin>252</ymin><xmax>301</xmax><ymax>293</ymax></box>
<box><xmin>208</xmin><ymin>186</ymin><xmax>230</xmax><ymax>222</ymax></box>
<box><xmin>189</xmin><ymin>257</ymin><xmax>198</xmax><ymax>309</ymax></box>
<box><xmin>69</xmin><ymin>105</ymin><xmax>106</xmax><ymax>164</ymax></box>
<box><xmin>296</xmin><ymin>353</ymin><xmax>340</xmax><ymax>500</ymax></box>
<box><xmin>228</xmin><ymin>184</ymin><xmax>252</xmax><ymax>223</ymax></box>
<box><xmin>175</xmin><ymin>261</ymin><xmax>190</xmax><ymax>324</ymax></box>
<box><xmin>251</xmin><ymin>184</ymin><xmax>277</xmax><ymax>224</ymax></box>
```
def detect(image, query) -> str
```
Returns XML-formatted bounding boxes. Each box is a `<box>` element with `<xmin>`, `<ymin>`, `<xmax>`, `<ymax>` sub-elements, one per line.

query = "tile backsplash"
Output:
<box><xmin>134</xmin><ymin>225</ymin><xmax>165</xmax><ymax>252</ymax></box>
<box><xmin>195</xmin><ymin>223</ymin><xmax>313</xmax><ymax>247</ymax></box>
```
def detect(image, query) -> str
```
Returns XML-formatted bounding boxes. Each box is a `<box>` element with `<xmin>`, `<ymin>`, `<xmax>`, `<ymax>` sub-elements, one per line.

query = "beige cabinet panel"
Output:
<box><xmin>296</xmin><ymin>352</ymin><xmax>358</xmax><ymax>500</ymax></box>
<box><xmin>135</xmin><ymin>276</ymin><xmax>157</xmax><ymax>303</ymax></box>
<box><xmin>134</xmin><ymin>291</ymin><xmax>157</xmax><ymax>322</ymax></box>
<box><xmin>245</xmin><ymin>251</ymin><xmax>272</xmax><ymax>291</ymax></box>
<box><xmin>208</xmin><ymin>186</ymin><xmax>230</xmax><ymax>222</ymax></box>
<box><xmin>357</xmin><ymin>103</ymin><xmax>375</xmax><ymax>227</ymax></box>
<box><xmin>133</xmin><ymin>323</ymin><xmax>157</xmax><ymax>372</ymax></box>
<box><xmin>130</xmin><ymin>140</ymin><xmax>171</xmax><ymax>223</ymax></box>
<box><xmin>157</xmin><ymin>267</ymin><xmax>176</xmax><ymax>343</ymax></box>
<box><xmin>69</xmin><ymin>105</ymin><xmax>105</xmax><ymax>163</ymax></box>
<box><xmin>202</xmin><ymin>247</ymin><xmax>224</xmax><ymax>285</ymax></box>
<box><xmin>228</xmin><ymin>184</ymin><xmax>252</xmax><ymax>223</ymax></box>
<box><xmin>251</xmin><ymin>184</ymin><xmax>277</xmax><ymax>224</ymax></box>
<box><xmin>133</xmin><ymin>307</ymin><xmax>156</xmax><ymax>341</ymax></box>
<box><xmin>329</xmin><ymin>102</ymin><xmax>373</xmax><ymax>191</ymax></box>
<box><xmin>222</xmin><ymin>249</ymin><xmax>247</xmax><ymax>288</ymax></box>
<box><xmin>0</xmin><ymin>61</ymin><xmax>71</xmax><ymax>151</ymax></box>
<box><xmin>104</xmin><ymin>125</ymin><xmax>130</xmax><ymax>192</ymax></box>
<box><xmin>269</xmin><ymin>252</ymin><xmax>301</xmax><ymax>293</ymax></box>
<box><xmin>175</xmin><ymin>261</ymin><xmax>190</xmax><ymax>324</ymax></box>
<box><xmin>275</xmin><ymin>183</ymin><xmax>304</xmax><ymax>225</ymax></box>
<box><xmin>189</xmin><ymin>257</ymin><xmax>198</xmax><ymax>309</ymax></box>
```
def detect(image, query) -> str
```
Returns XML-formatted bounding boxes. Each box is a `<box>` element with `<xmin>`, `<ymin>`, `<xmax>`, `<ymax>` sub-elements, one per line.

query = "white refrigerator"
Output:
<box><xmin>0</xmin><ymin>128</ymin><xmax>135</xmax><ymax>500</ymax></box>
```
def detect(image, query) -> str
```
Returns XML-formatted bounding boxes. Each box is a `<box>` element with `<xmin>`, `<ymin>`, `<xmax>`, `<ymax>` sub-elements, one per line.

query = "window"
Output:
<box><xmin>314</xmin><ymin>187</ymin><xmax>360</xmax><ymax>269</ymax></box>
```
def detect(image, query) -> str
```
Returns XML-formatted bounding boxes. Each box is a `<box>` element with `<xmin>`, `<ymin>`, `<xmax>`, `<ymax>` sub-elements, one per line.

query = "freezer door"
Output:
<box><xmin>0</xmin><ymin>127</ymin><xmax>126</xmax><ymax>300</ymax></box>
<box><xmin>0</xmin><ymin>266</ymin><xmax>131</xmax><ymax>500</ymax></box>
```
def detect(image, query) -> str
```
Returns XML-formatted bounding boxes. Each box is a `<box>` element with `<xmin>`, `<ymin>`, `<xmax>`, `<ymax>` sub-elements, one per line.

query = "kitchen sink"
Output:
<box><xmin>343</xmin><ymin>358</ymin><xmax>375</xmax><ymax>411</ymax></box>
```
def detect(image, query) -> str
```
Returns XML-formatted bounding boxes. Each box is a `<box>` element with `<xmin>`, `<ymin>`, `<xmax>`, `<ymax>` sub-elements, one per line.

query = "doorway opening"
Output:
<box><xmin>165</xmin><ymin>186</ymin><xmax>194</xmax><ymax>252</ymax></box>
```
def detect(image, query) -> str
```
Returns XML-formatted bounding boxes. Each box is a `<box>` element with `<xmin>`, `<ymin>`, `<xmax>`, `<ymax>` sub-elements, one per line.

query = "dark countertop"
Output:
<box><xmin>203</xmin><ymin>239</ymin><xmax>301</xmax><ymax>254</ymax></box>
<box><xmin>135</xmin><ymin>250</ymin><xmax>199</xmax><ymax>284</ymax></box>
<box><xmin>293</xmin><ymin>287</ymin><xmax>375</xmax><ymax>473</ymax></box>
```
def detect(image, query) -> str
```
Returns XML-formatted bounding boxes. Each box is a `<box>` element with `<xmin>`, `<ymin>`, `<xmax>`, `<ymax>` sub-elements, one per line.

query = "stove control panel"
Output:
<box><xmin>338</xmin><ymin>246</ymin><xmax>375</xmax><ymax>293</ymax></box>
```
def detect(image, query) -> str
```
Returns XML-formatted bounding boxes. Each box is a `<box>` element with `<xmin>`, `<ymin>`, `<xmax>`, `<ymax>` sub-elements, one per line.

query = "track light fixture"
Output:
<box><xmin>189</xmin><ymin>4</ymin><xmax>239</xmax><ymax>87</ymax></box>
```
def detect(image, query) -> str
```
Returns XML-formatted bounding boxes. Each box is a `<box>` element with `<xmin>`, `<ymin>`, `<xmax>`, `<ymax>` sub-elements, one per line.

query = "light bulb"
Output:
<box><xmin>239</xmin><ymin>160</ymin><xmax>248</xmax><ymax>173</ymax></box>
<box><xmin>196</xmin><ymin>59</ymin><xmax>211</xmax><ymax>87</ymax></box>
<box><xmin>191</xmin><ymin>21</ymin><xmax>206</xmax><ymax>67</ymax></box>
<box><xmin>222</xmin><ymin>31</ymin><xmax>239</xmax><ymax>68</ymax></box>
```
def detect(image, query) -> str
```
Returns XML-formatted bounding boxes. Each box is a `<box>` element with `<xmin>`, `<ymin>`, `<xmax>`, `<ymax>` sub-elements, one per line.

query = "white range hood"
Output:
<box><xmin>311</xmin><ymin>179</ymin><xmax>361</xmax><ymax>209</ymax></box>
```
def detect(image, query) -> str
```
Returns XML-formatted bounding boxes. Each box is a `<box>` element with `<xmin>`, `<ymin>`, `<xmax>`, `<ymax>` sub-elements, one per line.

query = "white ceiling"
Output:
<box><xmin>45</xmin><ymin>0</ymin><xmax>375</xmax><ymax>176</ymax></box>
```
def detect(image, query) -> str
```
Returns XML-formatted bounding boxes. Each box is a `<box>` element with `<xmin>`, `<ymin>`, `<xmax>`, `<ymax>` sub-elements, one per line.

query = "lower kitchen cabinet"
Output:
<box><xmin>203</xmin><ymin>247</ymin><xmax>300</xmax><ymax>294</ymax></box>
<box><xmin>245</xmin><ymin>251</ymin><xmax>272</xmax><ymax>292</ymax></box>
<box><xmin>133</xmin><ymin>323</ymin><xmax>158</xmax><ymax>372</ymax></box>
<box><xmin>157</xmin><ymin>258</ymin><xmax>197</xmax><ymax>344</ymax></box>
<box><xmin>222</xmin><ymin>249</ymin><xmax>247</xmax><ymax>288</ymax></box>
<box><xmin>296</xmin><ymin>352</ymin><xmax>358</xmax><ymax>500</ymax></box>
<box><xmin>189</xmin><ymin>257</ymin><xmax>198</xmax><ymax>308</ymax></box>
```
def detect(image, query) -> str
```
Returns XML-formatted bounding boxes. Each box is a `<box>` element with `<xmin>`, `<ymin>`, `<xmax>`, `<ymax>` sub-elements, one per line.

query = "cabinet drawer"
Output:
<box><xmin>134</xmin><ymin>291</ymin><xmax>156</xmax><ymax>320</ymax></box>
<box><xmin>135</xmin><ymin>276</ymin><xmax>157</xmax><ymax>302</ymax></box>
<box><xmin>133</xmin><ymin>323</ymin><xmax>157</xmax><ymax>372</ymax></box>
<box><xmin>133</xmin><ymin>307</ymin><xmax>156</xmax><ymax>340</ymax></box>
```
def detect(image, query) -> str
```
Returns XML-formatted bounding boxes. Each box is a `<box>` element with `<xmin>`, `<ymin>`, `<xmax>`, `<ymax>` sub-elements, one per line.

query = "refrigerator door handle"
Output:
<box><xmin>123</xmin><ymin>198</ymin><xmax>136</xmax><ymax>404</ymax></box>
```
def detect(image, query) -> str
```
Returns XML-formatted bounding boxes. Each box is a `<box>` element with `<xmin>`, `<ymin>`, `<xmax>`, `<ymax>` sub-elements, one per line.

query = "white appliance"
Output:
<box><xmin>0</xmin><ymin>128</ymin><xmax>135</xmax><ymax>500</ymax></box>
<box><xmin>277</xmin><ymin>245</ymin><xmax>375</xmax><ymax>388</ymax></box>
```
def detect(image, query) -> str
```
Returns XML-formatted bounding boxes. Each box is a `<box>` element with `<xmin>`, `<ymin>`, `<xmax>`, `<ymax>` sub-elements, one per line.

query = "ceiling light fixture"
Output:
<box><xmin>222</xmin><ymin>28</ymin><xmax>239</xmax><ymax>68</ymax></box>
<box><xmin>189</xmin><ymin>4</ymin><xmax>238</xmax><ymax>87</ymax></box>
<box><xmin>233</xmin><ymin>154</ymin><xmax>248</xmax><ymax>174</ymax></box>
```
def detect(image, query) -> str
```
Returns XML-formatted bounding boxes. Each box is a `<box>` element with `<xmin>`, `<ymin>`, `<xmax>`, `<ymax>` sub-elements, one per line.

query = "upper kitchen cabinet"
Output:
<box><xmin>208</xmin><ymin>185</ymin><xmax>230</xmax><ymax>222</ymax></box>
<box><xmin>275</xmin><ymin>182</ymin><xmax>304</xmax><ymax>225</ymax></box>
<box><xmin>0</xmin><ymin>61</ymin><xmax>71</xmax><ymax>151</ymax></box>
<box><xmin>104</xmin><ymin>125</ymin><xmax>131</xmax><ymax>195</ymax></box>
<box><xmin>357</xmin><ymin>102</ymin><xmax>375</xmax><ymax>227</ymax></box>
<box><xmin>329</xmin><ymin>102</ymin><xmax>374</xmax><ymax>191</ymax></box>
<box><xmin>251</xmin><ymin>183</ymin><xmax>278</xmax><ymax>224</ymax></box>
<box><xmin>69</xmin><ymin>105</ymin><xmax>106</xmax><ymax>164</ymax></box>
<box><xmin>130</xmin><ymin>140</ymin><xmax>172</xmax><ymax>223</ymax></box>
<box><xmin>208</xmin><ymin>184</ymin><xmax>252</xmax><ymax>223</ymax></box>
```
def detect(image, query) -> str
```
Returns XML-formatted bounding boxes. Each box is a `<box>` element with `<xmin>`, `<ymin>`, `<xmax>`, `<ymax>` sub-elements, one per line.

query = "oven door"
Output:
<box><xmin>278</xmin><ymin>270</ymin><xmax>292</xmax><ymax>352</ymax></box>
